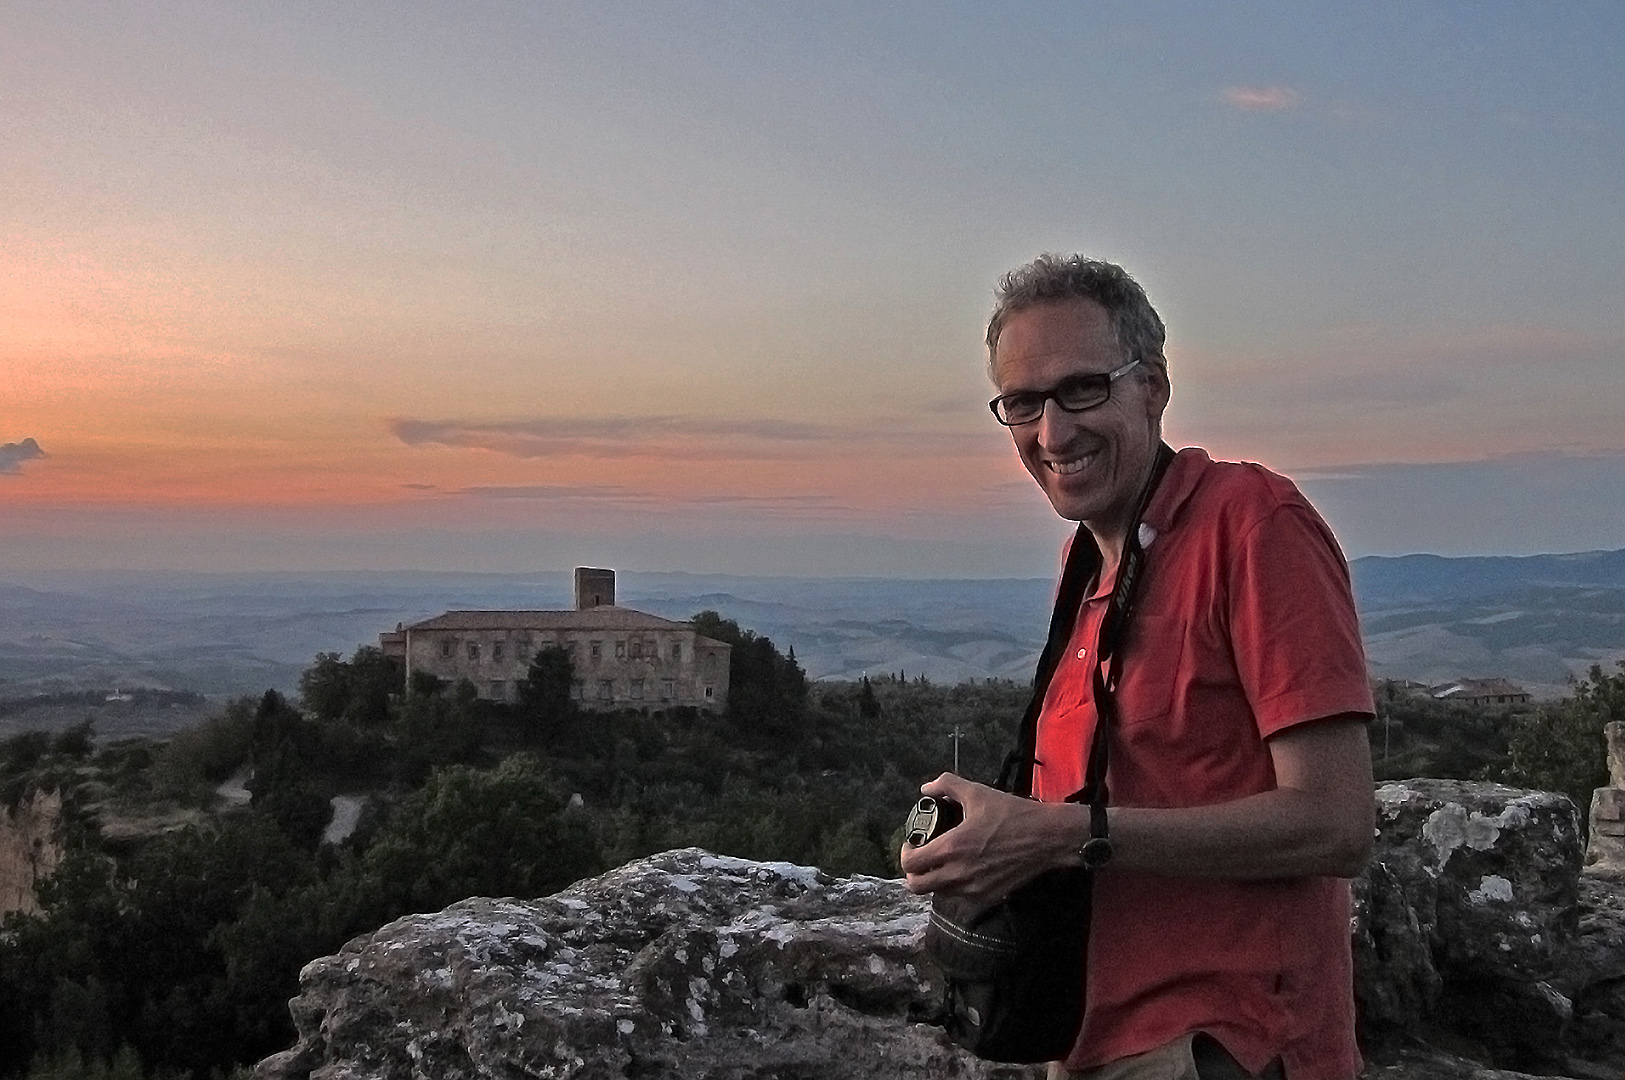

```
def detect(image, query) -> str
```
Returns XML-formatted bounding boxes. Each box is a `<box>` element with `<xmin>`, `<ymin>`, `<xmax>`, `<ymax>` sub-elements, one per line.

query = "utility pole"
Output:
<box><xmin>950</xmin><ymin>727</ymin><xmax>963</xmax><ymax>774</ymax></box>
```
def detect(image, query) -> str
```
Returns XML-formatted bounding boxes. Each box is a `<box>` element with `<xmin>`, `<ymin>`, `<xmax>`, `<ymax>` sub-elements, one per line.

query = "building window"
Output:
<box><xmin>705</xmin><ymin>652</ymin><xmax>716</xmax><ymax>669</ymax></box>
<box><xmin>566</xmin><ymin>641</ymin><xmax>577</xmax><ymax>656</ymax></box>
<box><xmin>590</xmin><ymin>641</ymin><xmax>602</xmax><ymax>660</ymax></box>
<box><xmin>492</xmin><ymin>641</ymin><xmax>504</xmax><ymax>662</ymax></box>
<box><xmin>467</xmin><ymin>642</ymin><xmax>481</xmax><ymax>661</ymax></box>
<box><xmin>571</xmin><ymin>680</ymin><xmax>584</xmax><ymax>700</ymax></box>
<box><xmin>630</xmin><ymin>639</ymin><xmax>642</xmax><ymax>659</ymax></box>
<box><xmin>671</xmin><ymin>642</ymin><xmax>681</xmax><ymax>661</ymax></box>
<box><xmin>489</xmin><ymin>680</ymin><xmax>506</xmax><ymax>700</ymax></box>
<box><xmin>704</xmin><ymin>685</ymin><xmax>714</xmax><ymax>699</ymax></box>
<box><xmin>660</xmin><ymin>679</ymin><xmax>675</xmax><ymax>702</ymax></box>
<box><xmin>441</xmin><ymin>640</ymin><xmax>454</xmax><ymax>658</ymax></box>
<box><xmin>615</xmin><ymin>640</ymin><xmax>626</xmax><ymax>659</ymax></box>
<box><xmin>597</xmin><ymin>680</ymin><xmax>613</xmax><ymax>700</ymax></box>
<box><xmin>630</xmin><ymin>678</ymin><xmax>644</xmax><ymax>700</ymax></box>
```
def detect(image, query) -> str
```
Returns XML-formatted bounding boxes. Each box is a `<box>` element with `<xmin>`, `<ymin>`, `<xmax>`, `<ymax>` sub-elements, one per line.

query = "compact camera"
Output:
<box><xmin>904</xmin><ymin>795</ymin><xmax>964</xmax><ymax>847</ymax></box>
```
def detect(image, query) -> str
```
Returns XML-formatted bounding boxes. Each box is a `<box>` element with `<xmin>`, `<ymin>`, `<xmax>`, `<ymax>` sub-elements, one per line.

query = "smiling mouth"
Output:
<box><xmin>1046</xmin><ymin>454</ymin><xmax>1093</xmax><ymax>476</ymax></box>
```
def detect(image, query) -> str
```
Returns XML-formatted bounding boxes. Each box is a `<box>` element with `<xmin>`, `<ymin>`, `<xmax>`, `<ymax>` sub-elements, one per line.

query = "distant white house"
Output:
<box><xmin>1432</xmin><ymin>677</ymin><xmax>1532</xmax><ymax>707</ymax></box>
<box><xmin>379</xmin><ymin>568</ymin><xmax>731</xmax><ymax>711</ymax></box>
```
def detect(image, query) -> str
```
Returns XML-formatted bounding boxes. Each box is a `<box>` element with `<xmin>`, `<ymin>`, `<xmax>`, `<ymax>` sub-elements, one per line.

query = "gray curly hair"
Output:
<box><xmin>985</xmin><ymin>254</ymin><xmax>1167</xmax><ymax>379</ymax></box>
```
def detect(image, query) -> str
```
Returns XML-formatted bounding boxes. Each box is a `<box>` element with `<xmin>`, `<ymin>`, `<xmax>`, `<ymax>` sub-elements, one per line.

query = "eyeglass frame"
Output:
<box><xmin>988</xmin><ymin>355</ymin><xmax>1144</xmax><ymax>427</ymax></box>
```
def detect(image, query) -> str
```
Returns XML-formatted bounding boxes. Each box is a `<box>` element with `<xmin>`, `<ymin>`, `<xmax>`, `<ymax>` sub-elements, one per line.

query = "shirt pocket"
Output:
<box><xmin>1113</xmin><ymin>613</ymin><xmax>1187</xmax><ymax>728</ymax></box>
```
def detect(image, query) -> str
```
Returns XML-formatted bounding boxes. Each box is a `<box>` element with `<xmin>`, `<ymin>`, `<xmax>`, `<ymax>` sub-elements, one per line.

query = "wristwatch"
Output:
<box><xmin>1079</xmin><ymin>803</ymin><xmax>1113</xmax><ymax>869</ymax></box>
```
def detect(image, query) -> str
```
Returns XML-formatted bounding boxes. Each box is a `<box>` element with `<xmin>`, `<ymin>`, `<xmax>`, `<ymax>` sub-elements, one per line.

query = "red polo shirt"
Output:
<box><xmin>1032</xmin><ymin>448</ymin><xmax>1374</xmax><ymax>1080</ymax></box>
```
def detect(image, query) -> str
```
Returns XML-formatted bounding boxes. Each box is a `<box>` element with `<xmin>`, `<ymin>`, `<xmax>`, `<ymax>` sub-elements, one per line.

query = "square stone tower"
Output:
<box><xmin>574</xmin><ymin>567</ymin><xmax>616</xmax><ymax>610</ymax></box>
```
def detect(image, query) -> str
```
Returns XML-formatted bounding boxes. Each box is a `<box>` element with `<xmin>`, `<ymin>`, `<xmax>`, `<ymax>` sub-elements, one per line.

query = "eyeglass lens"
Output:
<box><xmin>995</xmin><ymin>374</ymin><xmax>1110</xmax><ymax>424</ymax></box>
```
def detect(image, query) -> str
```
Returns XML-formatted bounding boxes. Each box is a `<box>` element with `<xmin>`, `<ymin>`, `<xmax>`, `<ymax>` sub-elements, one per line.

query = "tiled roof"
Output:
<box><xmin>405</xmin><ymin>606</ymin><xmax>727</xmax><ymax>642</ymax></box>
<box><xmin>1434</xmin><ymin>677</ymin><xmax>1529</xmax><ymax>699</ymax></box>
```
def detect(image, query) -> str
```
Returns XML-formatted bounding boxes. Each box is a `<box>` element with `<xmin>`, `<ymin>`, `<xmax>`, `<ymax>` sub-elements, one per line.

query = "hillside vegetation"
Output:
<box><xmin>1</xmin><ymin>615</ymin><xmax>1622</xmax><ymax>1080</ymax></box>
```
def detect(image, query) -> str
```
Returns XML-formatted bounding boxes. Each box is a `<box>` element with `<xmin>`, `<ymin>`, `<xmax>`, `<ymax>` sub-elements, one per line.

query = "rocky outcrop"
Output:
<box><xmin>258</xmin><ymin>849</ymin><xmax>1039</xmax><ymax>1080</ymax></box>
<box><xmin>1585</xmin><ymin>722</ymin><xmax>1625</xmax><ymax>876</ymax></box>
<box><xmin>1358</xmin><ymin>780</ymin><xmax>1584</xmax><ymax>1071</ymax></box>
<box><xmin>260</xmin><ymin>781</ymin><xmax>1625</xmax><ymax>1080</ymax></box>
<box><xmin>0</xmin><ymin>787</ymin><xmax>63</xmax><ymax>917</ymax></box>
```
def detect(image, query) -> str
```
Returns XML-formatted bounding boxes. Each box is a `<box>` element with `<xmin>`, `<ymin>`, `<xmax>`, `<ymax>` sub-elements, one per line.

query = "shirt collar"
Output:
<box><xmin>1141</xmin><ymin>445</ymin><xmax>1208</xmax><ymax>542</ymax></box>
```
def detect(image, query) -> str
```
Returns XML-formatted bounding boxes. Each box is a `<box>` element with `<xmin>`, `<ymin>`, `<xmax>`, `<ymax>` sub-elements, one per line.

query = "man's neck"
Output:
<box><xmin>1086</xmin><ymin>524</ymin><xmax>1129</xmax><ymax>585</ymax></box>
<box><xmin>1083</xmin><ymin>449</ymin><xmax>1165</xmax><ymax>578</ymax></box>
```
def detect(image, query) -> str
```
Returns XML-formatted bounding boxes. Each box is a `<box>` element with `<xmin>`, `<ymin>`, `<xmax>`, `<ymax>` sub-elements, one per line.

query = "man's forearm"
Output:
<box><xmin>1108</xmin><ymin>786</ymin><xmax>1372</xmax><ymax>879</ymax></box>
<box><xmin>1106</xmin><ymin>716</ymin><xmax>1375</xmax><ymax>879</ymax></box>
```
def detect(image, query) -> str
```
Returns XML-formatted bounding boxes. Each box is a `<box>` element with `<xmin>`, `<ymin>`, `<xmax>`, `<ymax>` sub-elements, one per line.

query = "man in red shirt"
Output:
<box><xmin>899</xmin><ymin>255</ymin><xmax>1375</xmax><ymax>1080</ymax></box>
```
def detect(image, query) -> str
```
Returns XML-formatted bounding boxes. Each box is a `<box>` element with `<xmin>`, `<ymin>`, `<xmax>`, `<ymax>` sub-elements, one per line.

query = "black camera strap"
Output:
<box><xmin>999</xmin><ymin>441</ymin><xmax>1175</xmax><ymax>803</ymax></box>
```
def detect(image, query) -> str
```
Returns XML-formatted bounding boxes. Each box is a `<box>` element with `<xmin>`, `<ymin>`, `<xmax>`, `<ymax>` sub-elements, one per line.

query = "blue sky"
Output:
<box><xmin>3</xmin><ymin>2</ymin><xmax>1622</xmax><ymax>575</ymax></box>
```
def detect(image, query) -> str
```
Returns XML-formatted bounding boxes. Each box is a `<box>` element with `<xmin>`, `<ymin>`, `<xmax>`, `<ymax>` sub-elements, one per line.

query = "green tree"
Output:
<box><xmin>246</xmin><ymin>691</ymin><xmax>329</xmax><ymax>848</ymax></box>
<box><xmin>50</xmin><ymin>720</ymin><xmax>95</xmax><ymax>760</ymax></box>
<box><xmin>1500</xmin><ymin>661</ymin><xmax>1625</xmax><ymax>827</ymax></box>
<box><xmin>518</xmin><ymin>646</ymin><xmax>576</xmax><ymax>725</ymax></box>
<box><xmin>298</xmin><ymin>647</ymin><xmax>401</xmax><ymax>726</ymax></box>
<box><xmin>2</xmin><ymin>814</ymin><xmax>314</xmax><ymax>1080</ymax></box>
<box><xmin>857</xmin><ymin>676</ymin><xmax>881</xmax><ymax>719</ymax></box>
<box><xmin>297</xmin><ymin>652</ymin><xmax>351</xmax><ymax>722</ymax></box>
<box><xmin>690</xmin><ymin>610</ymin><xmax>807</xmax><ymax>737</ymax></box>
<box><xmin>347</xmin><ymin>753</ymin><xmax>602</xmax><ymax>919</ymax></box>
<box><xmin>394</xmin><ymin>679</ymin><xmax>484</xmax><ymax>782</ymax></box>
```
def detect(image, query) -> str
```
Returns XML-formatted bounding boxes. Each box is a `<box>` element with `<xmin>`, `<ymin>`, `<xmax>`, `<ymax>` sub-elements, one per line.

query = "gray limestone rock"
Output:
<box><xmin>1585</xmin><ymin>723</ymin><xmax>1625</xmax><ymax>876</ymax></box>
<box><xmin>1367</xmin><ymin>780</ymin><xmax>1584</xmax><ymax>1071</ymax></box>
<box><xmin>256</xmin><ymin>848</ymin><xmax>1040</xmax><ymax>1080</ymax></box>
<box><xmin>260</xmin><ymin>781</ymin><xmax>1625</xmax><ymax>1080</ymax></box>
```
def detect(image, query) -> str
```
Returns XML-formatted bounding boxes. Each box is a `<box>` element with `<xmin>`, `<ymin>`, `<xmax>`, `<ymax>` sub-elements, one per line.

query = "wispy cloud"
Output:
<box><xmin>441</xmin><ymin>483</ymin><xmax>856</xmax><ymax>518</ymax></box>
<box><xmin>388</xmin><ymin>416</ymin><xmax>988</xmax><ymax>461</ymax></box>
<box><xmin>0</xmin><ymin>438</ymin><xmax>46</xmax><ymax>476</ymax></box>
<box><xmin>1222</xmin><ymin>85</ymin><xmax>1301</xmax><ymax>112</ymax></box>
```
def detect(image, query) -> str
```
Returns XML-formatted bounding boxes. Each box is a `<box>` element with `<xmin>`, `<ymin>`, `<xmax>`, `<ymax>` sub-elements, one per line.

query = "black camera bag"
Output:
<box><xmin>921</xmin><ymin>444</ymin><xmax>1172</xmax><ymax>1064</ymax></box>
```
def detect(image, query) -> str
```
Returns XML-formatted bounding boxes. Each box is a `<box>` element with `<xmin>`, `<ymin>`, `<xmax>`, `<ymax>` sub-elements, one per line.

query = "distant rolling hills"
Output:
<box><xmin>1</xmin><ymin>550</ymin><xmax>1621</xmax><ymax>732</ymax></box>
<box><xmin>1351</xmin><ymin>548</ymin><xmax>1625</xmax><ymax>697</ymax></box>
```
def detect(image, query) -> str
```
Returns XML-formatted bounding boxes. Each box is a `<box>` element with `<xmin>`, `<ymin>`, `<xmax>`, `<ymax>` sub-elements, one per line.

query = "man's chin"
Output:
<box><xmin>1043</xmin><ymin>491</ymin><xmax>1093</xmax><ymax>523</ymax></box>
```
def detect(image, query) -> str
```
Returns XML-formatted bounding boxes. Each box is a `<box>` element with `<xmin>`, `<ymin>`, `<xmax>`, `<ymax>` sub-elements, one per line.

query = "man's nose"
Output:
<box><xmin>1036</xmin><ymin>397</ymin><xmax>1078</xmax><ymax>448</ymax></box>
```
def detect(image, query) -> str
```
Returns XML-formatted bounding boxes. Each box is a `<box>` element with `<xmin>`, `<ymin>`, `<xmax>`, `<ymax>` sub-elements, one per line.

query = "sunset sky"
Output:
<box><xmin>5</xmin><ymin>2</ymin><xmax>1623</xmax><ymax>577</ymax></box>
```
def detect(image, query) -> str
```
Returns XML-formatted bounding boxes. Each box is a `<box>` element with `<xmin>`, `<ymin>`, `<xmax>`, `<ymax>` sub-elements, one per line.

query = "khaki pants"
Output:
<box><xmin>1047</xmin><ymin>1033</ymin><xmax>1284</xmax><ymax>1080</ymax></box>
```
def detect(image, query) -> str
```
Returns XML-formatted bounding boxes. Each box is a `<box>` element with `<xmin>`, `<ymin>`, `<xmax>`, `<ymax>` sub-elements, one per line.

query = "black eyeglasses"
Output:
<box><xmin>988</xmin><ymin>356</ymin><xmax>1143</xmax><ymax>427</ymax></box>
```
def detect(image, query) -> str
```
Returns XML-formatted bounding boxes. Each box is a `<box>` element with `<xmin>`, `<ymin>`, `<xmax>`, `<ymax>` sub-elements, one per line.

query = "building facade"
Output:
<box><xmin>1432</xmin><ymin>677</ymin><xmax>1532</xmax><ymax>707</ymax></box>
<box><xmin>378</xmin><ymin>568</ymin><xmax>731</xmax><ymax>711</ymax></box>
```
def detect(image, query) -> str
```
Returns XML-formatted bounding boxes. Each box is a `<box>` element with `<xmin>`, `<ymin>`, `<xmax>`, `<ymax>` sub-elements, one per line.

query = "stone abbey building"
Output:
<box><xmin>379</xmin><ymin>568</ymin><xmax>731</xmax><ymax>711</ymax></box>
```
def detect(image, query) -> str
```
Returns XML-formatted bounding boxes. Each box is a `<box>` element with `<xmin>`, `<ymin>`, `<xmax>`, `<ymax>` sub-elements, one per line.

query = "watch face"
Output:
<box><xmin>1081</xmin><ymin>836</ymin><xmax>1114</xmax><ymax>869</ymax></box>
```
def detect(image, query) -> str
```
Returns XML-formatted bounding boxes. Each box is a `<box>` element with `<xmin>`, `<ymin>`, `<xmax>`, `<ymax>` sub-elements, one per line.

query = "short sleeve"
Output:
<box><xmin>1228</xmin><ymin>502</ymin><xmax>1376</xmax><ymax>739</ymax></box>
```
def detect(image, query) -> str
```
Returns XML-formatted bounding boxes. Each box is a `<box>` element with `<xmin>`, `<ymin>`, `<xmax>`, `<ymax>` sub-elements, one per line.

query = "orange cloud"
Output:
<box><xmin>1222</xmin><ymin>85</ymin><xmax>1301</xmax><ymax>112</ymax></box>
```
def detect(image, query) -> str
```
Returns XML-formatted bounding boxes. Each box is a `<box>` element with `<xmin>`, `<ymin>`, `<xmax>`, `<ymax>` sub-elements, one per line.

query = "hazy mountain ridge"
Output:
<box><xmin>1351</xmin><ymin>548</ymin><xmax>1625</xmax><ymax>605</ymax></box>
<box><xmin>1</xmin><ymin>553</ymin><xmax>1621</xmax><ymax>727</ymax></box>
<box><xmin>1351</xmin><ymin>550</ymin><xmax>1625</xmax><ymax>695</ymax></box>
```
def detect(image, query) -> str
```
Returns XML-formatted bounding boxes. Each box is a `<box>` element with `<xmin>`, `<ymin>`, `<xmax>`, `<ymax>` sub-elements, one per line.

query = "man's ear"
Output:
<box><xmin>1143</xmin><ymin>359</ymin><xmax>1171</xmax><ymax>418</ymax></box>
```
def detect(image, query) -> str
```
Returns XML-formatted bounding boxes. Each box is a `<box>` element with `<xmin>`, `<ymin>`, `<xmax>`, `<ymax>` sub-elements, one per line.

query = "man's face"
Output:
<box><xmin>992</xmin><ymin>299</ymin><xmax>1169</xmax><ymax>530</ymax></box>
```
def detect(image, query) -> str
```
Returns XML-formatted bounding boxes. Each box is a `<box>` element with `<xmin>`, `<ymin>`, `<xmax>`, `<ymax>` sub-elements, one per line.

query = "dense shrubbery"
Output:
<box><xmin>1368</xmin><ymin>662</ymin><xmax>1625</xmax><ymax>827</ymax></box>
<box><xmin>0</xmin><ymin>626</ymin><xmax>1025</xmax><ymax>1080</ymax></box>
<box><xmin>1368</xmin><ymin>684</ymin><xmax>1514</xmax><ymax>782</ymax></box>
<box><xmin>1500</xmin><ymin>661</ymin><xmax>1625</xmax><ymax>820</ymax></box>
<box><xmin>8</xmin><ymin>633</ymin><xmax>1619</xmax><ymax>1080</ymax></box>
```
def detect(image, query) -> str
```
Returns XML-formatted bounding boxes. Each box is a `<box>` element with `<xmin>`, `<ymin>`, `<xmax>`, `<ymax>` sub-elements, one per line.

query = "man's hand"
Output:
<box><xmin>898</xmin><ymin>772</ymin><xmax>1087</xmax><ymax>906</ymax></box>
<box><xmin>898</xmin><ymin>716</ymin><xmax>1375</xmax><ymax>899</ymax></box>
